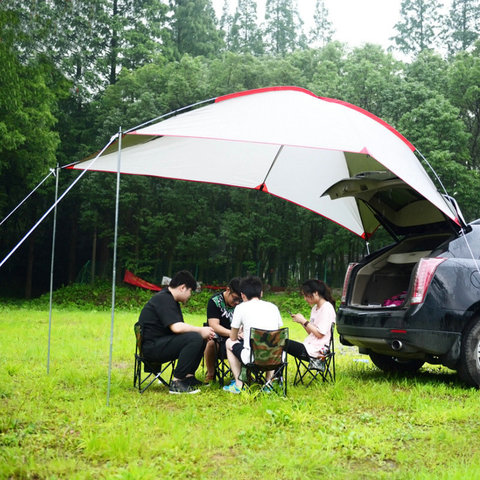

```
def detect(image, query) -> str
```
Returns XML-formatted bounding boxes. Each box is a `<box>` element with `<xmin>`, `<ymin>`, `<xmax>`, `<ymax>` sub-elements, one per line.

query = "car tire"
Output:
<box><xmin>457</xmin><ymin>320</ymin><xmax>480</xmax><ymax>388</ymax></box>
<box><xmin>369</xmin><ymin>353</ymin><xmax>424</xmax><ymax>373</ymax></box>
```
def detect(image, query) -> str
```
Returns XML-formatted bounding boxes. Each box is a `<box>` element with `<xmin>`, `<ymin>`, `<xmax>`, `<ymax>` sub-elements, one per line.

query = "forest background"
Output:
<box><xmin>1</xmin><ymin>0</ymin><xmax>479</xmax><ymax>299</ymax></box>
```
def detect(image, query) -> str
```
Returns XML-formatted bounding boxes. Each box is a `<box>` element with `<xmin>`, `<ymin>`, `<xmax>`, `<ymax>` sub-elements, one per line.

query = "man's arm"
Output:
<box><xmin>229</xmin><ymin>327</ymin><xmax>239</xmax><ymax>342</ymax></box>
<box><xmin>207</xmin><ymin>317</ymin><xmax>231</xmax><ymax>337</ymax></box>
<box><xmin>169</xmin><ymin>322</ymin><xmax>215</xmax><ymax>340</ymax></box>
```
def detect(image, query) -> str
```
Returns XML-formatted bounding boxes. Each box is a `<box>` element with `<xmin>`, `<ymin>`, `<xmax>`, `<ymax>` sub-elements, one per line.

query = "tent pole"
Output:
<box><xmin>107</xmin><ymin>127</ymin><xmax>122</xmax><ymax>406</ymax></box>
<box><xmin>47</xmin><ymin>165</ymin><xmax>60</xmax><ymax>374</ymax></box>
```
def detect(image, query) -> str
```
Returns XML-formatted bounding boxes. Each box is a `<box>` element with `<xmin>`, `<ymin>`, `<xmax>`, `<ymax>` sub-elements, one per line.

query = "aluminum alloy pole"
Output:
<box><xmin>47</xmin><ymin>165</ymin><xmax>60</xmax><ymax>374</ymax></box>
<box><xmin>107</xmin><ymin>127</ymin><xmax>122</xmax><ymax>406</ymax></box>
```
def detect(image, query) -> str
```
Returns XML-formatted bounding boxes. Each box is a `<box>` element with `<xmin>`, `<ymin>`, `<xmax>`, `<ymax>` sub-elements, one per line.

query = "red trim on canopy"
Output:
<box><xmin>255</xmin><ymin>183</ymin><xmax>269</xmax><ymax>192</ymax></box>
<box><xmin>215</xmin><ymin>86</ymin><xmax>318</xmax><ymax>103</ymax></box>
<box><xmin>319</xmin><ymin>97</ymin><xmax>416</xmax><ymax>152</ymax></box>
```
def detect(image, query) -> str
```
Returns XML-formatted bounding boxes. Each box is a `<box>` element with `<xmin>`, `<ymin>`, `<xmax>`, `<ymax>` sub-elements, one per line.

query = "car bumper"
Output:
<box><xmin>337</xmin><ymin>307</ymin><xmax>460</xmax><ymax>357</ymax></box>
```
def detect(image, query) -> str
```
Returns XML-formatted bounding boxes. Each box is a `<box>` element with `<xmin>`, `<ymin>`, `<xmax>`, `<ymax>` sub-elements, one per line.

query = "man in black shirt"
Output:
<box><xmin>137</xmin><ymin>270</ymin><xmax>215</xmax><ymax>394</ymax></box>
<box><xmin>203</xmin><ymin>278</ymin><xmax>242</xmax><ymax>382</ymax></box>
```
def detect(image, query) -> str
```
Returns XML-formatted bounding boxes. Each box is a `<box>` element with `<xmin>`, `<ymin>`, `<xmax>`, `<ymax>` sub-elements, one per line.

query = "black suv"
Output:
<box><xmin>327</xmin><ymin>172</ymin><xmax>480</xmax><ymax>387</ymax></box>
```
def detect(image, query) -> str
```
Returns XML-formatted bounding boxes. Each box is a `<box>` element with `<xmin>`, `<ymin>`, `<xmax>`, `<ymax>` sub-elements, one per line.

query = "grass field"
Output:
<box><xmin>2</xmin><ymin>307</ymin><xmax>480</xmax><ymax>479</ymax></box>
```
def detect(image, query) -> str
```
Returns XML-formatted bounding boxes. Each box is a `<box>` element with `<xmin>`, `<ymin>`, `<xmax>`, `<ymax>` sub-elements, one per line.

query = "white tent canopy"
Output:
<box><xmin>73</xmin><ymin>86</ymin><xmax>459</xmax><ymax>239</ymax></box>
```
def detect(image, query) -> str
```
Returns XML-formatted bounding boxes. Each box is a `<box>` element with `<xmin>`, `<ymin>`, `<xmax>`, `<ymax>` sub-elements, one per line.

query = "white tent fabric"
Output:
<box><xmin>73</xmin><ymin>86</ymin><xmax>459</xmax><ymax>238</ymax></box>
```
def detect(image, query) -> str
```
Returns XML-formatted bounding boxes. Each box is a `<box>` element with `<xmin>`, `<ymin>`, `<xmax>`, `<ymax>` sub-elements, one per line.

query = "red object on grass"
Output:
<box><xmin>123</xmin><ymin>270</ymin><xmax>162</xmax><ymax>291</ymax></box>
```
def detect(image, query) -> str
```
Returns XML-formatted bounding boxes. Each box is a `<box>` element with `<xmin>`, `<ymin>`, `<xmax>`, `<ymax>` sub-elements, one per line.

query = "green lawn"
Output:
<box><xmin>1</xmin><ymin>308</ymin><xmax>480</xmax><ymax>479</ymax></box>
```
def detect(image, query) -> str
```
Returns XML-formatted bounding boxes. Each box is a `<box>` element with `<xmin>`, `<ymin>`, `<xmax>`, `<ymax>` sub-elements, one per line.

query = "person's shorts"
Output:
<box><xmin>231</xmin><ymin>339</ymin><xmax>244</xmax><ymax>362</ymax></box>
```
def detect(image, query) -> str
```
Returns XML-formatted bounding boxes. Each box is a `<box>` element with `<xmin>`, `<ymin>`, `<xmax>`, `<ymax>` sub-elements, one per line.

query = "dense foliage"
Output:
<box><xmin>1</xmin><ymin>0</ymin><xmax>480</xmax><ymax>297</ymax></box>
<box><xmin>4</xmin><ymin>282</ymin><xmax>315</xmax><ymax>318</ymax></box>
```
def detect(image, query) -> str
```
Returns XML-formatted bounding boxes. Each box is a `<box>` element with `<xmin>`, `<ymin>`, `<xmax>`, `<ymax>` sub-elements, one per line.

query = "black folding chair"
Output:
<box><xmin>244</xmin><ymin>327</ymin><xmax>289</xmax><ymax>396</ymax></box>
<box><xmin>293</xmin><ymin>323</ymin><xmax>335</xmax><ymax>386</ymax></box>
<box><xmin>213</xmin><ymin>336</ymin><xmax>231</xmax><ymax>387</ymax></box>
<box><xmin>133</xmin><ymin>323</ymin><xmax>176</xmax><ymax>394</ymax></box>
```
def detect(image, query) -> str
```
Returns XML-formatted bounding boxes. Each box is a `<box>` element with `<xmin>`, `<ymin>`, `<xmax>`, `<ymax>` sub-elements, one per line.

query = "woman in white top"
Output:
<box><xmin>286</xmin><ymin>279</ymin><xmax>336</xmax><ymax>360</ymax></box>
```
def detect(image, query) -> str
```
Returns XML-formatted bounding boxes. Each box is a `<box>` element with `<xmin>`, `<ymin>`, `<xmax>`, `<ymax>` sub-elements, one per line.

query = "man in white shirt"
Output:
<box><xmin>224</xmin><ymin>276</ymin><xmax>283</xmax><ymax>394</ymax></box>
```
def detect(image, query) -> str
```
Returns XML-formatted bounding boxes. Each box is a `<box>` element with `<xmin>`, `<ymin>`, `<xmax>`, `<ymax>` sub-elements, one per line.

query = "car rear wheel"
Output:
<box><xmin>457</xmin><ymin>319</ymin><xmax>480</xmax><ymax>388</ymax></box>
<box><xmin>369</xmin><ymin>353</ymin><xmax>424</xmax><ymax>373</ymax></box>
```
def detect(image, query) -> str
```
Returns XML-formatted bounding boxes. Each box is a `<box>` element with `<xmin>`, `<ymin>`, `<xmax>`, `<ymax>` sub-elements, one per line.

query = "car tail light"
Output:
<box><xmin>410</xmin><ymin>257</ymin><xmax>446</xmax><ymax>304</ymax></box>
<box><xmin>341</xmin><ymin>262</ymin><xmax>358</xmax><ymax>304</ymax></box>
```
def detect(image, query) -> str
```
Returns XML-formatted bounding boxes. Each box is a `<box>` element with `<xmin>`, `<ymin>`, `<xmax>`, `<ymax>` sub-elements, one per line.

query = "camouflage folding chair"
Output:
<box><xmin>293</xmin><ymin>323</ymin><xmax>336</xmax><ymax>386</ymax></box>
<box><xmin>244</xmin><ymin>327</ymin><xmax>289</xmax><ymax>396</ymax></box>
<box><xmin>133</xmin><ymin>322</ymin><xmax>176</xmax><ymax>394</ymax></box>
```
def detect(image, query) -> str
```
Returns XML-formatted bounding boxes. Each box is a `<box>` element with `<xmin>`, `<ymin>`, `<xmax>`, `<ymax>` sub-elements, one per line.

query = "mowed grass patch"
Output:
<box><xmin>1</xmin><ymin>307</ymin><xmax>480</xmax><ymax>479</ymax></box>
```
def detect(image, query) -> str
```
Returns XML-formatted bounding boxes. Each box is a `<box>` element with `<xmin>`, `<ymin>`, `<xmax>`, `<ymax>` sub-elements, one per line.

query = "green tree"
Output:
<box><xmin>207</xmin><ymin>52</ymin><xmax>269</xmax><ymax>94</ymax></box>
<box><xmin>398</xmin><ymin>94</ymin><xmax>470</xmax><ymax>158</ymax></box>
<box><xmin>391</xmin><ymin>0</ymin><xmax>443</xmax><ymax>56</ymax></box>
<box><xmin>228</xmin><ymin>0</ymin><xmax>264</xmax><ymax>55</ymax></box>
<box><xmin>341</xmin><ymin>44</ymin><xmax>404</xmax><ymax>120</ymax></box>
<box><xmin>0</xmin><ymin>0</ymin><xmax>171</xmax><ymax>93</ymax></box>
<box><xmin>443</xmin><ymin>0</ymin><xmax>480</xmax><ymax>55</ymax></box>
<box><xmin>305</xmin><ymin>42</ymin><xmax>348</xmax><ymax>99</ymax></box>
<box><xmin>94</xmin><ymin>55</ymin><xmax>211</xmax><ymax>144</ymax></box>
<box><xmin>447</xmin><ymin>47</ymin><xmax>480</xmax><ymax>169</ymax></box>
<box><xmin>392</xmin><ymin>50</ymin><xmax>450</xmax><ymax>125</ymax></box>
<box><xmin>264</xmin><ymin>0</ymin><xmax>303</xmax><ymax>55</ymax></box>
<box><xmin>0</xmin><ymin>13</ymin><xmax>61</xmax><ymax>212</ymax></box>
<box><xmin>169</xmin><ymin>0</ymin><xmax>224</xmax><ymax>57</ymax></box>
<box><xmin>309</xmin><ymin>0</ymin><xmax>335</xmax><ymax>48</ymax></box>
<box><xmin>0</xmin><ymin>10</ymin><xmax>64</xmax><ymax>297</ymax></box>
<box><xmin>219</xmin><ymin>0</ymin><xmax>233</xmax><ymax>49</ymax></box>
<box><xmin>396</xmin><ymin>93</ymin><xmax>474</xmax><ymax>218</ymax></box>
<box><xmin>404</xmin><ymin>50</ymin><xmax>449</xmax><ymax>93</ymax></box>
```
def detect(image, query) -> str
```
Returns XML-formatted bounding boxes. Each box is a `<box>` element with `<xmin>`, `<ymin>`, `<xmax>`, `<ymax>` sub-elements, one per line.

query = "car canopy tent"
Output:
<box><xmin>3</xmin><ymin>86</ymin><xmax>461</xmax><ymax>404</ymax></box>
<box><xmin>72</xmin><ymin>86</ymin><xmax>460</xmax><ymax>239</ymax></box>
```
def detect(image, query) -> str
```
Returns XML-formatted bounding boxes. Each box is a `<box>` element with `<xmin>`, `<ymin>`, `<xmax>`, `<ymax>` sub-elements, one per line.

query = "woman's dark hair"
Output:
<box><xmin>170</xmin><ymin>270</ymin><xmax>197</xmax><ymax>290</ymax></box>
<box><xmin>301</xmin><ymin>279</ymin><xmax>336</xmax><ymax>309</ymax></box>
<box><xmin>239</xmin><ymin>275</ymin><xmax>263</xmax><ymax>300</ymax></box>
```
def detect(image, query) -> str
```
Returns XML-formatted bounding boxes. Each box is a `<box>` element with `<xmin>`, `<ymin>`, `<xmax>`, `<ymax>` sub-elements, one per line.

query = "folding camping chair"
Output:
<box><xmin>213</xmin><ymin>336</ymin><xmax>231</xmax><ymax>387</ymax></box>
<box><xmin>293</xmin><ymin>323</ymin><xmax>336</xmax><ymax>386</ymax></box>
<box><xmin>244</xmin><ymin>327</ymin><xmax>289</xmax><ymax>396</ymax></box>
<box><xmin>133</xmin><ymin>323</ymin><xmax>176</xmax><ymax>394</ymax></box>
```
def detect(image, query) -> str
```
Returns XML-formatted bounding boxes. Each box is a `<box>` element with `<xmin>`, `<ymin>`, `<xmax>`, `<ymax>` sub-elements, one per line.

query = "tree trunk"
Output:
<box><xmin>98</xmin><ymin>236</ymin><xmax>109</xmax><ymax>278</ymax></box>
<box><xmin>25</xmin><ymin>236</ymin><xmax>34</xmax><ymax>299</ymax></box>
<box><xmin>91</xmin><ymin>227</ymin><xmax>97</xmax><ymax>285</ymax></box>
<box><xmin>67</xmin><ymin>214</ymin><xmax>78</xmax><ymax>284</ymax></box>
<box><xmin>109</xmin><ymin>0</ymin><xmax>118</xmax><ymax>84</ymax></box>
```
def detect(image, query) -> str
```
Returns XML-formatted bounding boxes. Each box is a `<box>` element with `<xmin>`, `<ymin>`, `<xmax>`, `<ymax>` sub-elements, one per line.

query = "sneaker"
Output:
<box><xmin>169</xmin><ymin>379</ymin><xmax>200</xmax><ymax>394</ymax></box>
<box><xmin>223</xmin><ymin>383</ymin><xmax>243</xmax><ymax>394</ymax></box>
<box><xmin>185</xmin><ymin>376</ymin><xmax>203</xmax><ymax>387</ymax></box>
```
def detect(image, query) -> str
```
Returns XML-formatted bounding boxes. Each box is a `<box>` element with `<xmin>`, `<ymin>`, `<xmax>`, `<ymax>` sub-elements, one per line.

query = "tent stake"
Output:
<box><xmin>107</xmin><ymin>127</ymin><xmax>122</xmax><ymax>406</ymax></box>
<box><xmin>47</xmin><ymin>165</ymin><xmax>59</xmax><ymax>374</ymax></box>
